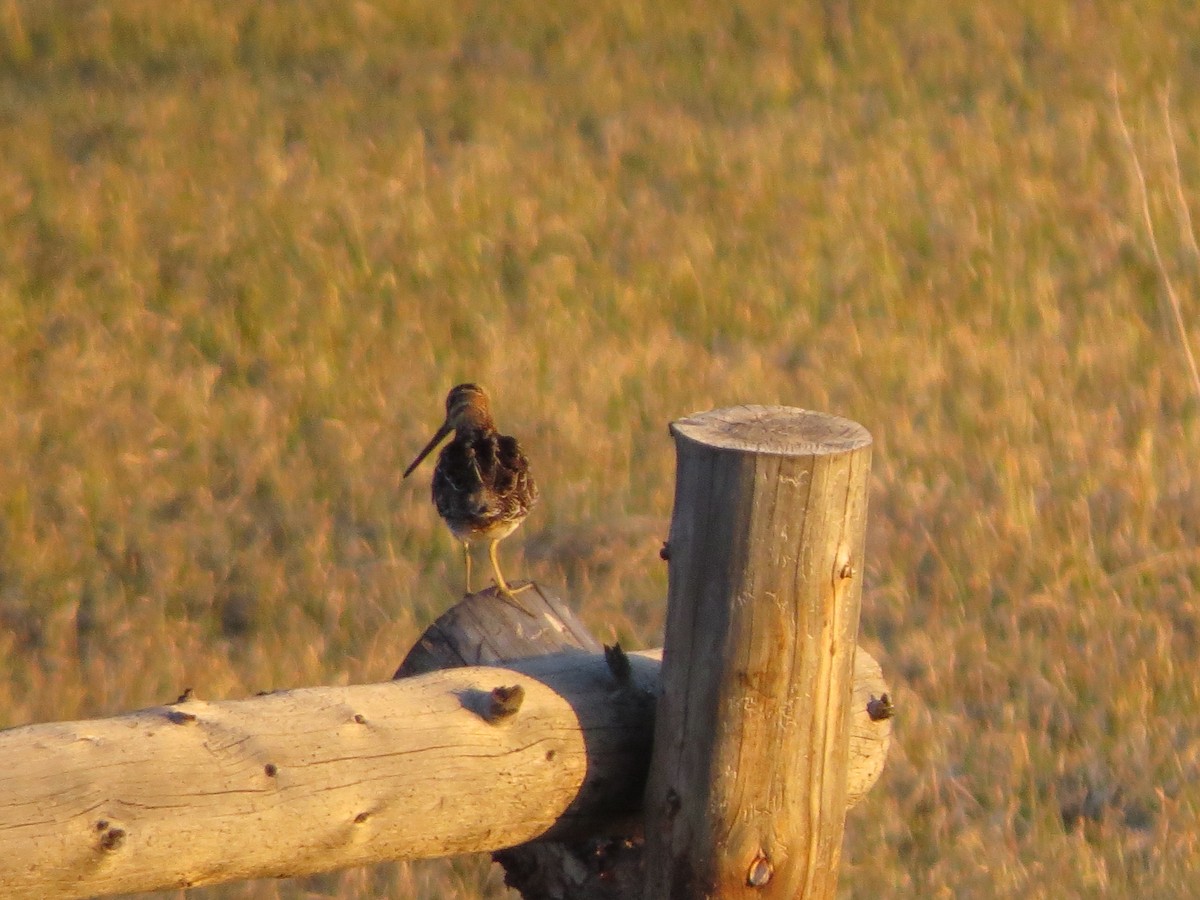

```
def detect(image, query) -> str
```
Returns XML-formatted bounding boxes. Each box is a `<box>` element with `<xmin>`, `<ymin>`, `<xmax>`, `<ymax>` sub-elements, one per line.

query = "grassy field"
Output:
<box><xmin>1</xmin><ymin>1</ymin><xmax>1198</xmax><ymax>896</ymax></box>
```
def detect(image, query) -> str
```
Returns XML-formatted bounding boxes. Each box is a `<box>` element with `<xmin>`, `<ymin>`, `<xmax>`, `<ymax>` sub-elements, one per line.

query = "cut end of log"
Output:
<box><xmin>670</xmin><ymin>405</ymin><xmax>872</xmax><ymax>456</ymax></box>
<box><xmin>393</xmin><ymin>583</ymin><xmax>602</xmax><ymax>680</ymax></box>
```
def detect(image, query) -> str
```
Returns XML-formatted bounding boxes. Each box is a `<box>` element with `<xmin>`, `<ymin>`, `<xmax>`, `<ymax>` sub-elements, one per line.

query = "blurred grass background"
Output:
<box><xmin>1</xmin><ymin>0</ymin><xmax>1198</xmax><ymax>896</ymax></box>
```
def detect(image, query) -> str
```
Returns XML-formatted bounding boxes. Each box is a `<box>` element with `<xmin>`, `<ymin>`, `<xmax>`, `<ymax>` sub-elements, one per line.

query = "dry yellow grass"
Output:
<box><xmin>0</xmin><ymin>1</ymin><xmax>1198</xmax><ymax>896</ymax></box>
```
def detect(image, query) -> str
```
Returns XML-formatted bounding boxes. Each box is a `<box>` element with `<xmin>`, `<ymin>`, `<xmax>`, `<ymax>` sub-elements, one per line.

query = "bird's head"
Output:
<box><xmin>403</xmin><ymin>383</ymin><xmax>495</xmax><ymax>478</ymax></box>
<box><xmin>444</xmin><ymin>383</ymin><xmax>493</xmax><ymax>431</ymax></box>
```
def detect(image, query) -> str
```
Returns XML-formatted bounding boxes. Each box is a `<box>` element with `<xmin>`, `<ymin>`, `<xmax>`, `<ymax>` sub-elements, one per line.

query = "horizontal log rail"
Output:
<box><xmin>0</xmin><ymin>632</ymin><xmax>888</xmax><ymax>899</ymax></box>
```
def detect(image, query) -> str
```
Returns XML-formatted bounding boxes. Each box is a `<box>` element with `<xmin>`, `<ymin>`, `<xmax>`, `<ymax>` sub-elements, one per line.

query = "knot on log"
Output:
<box><xmin>747</xmin><ymin>853</ymin><xmax>772</xmax><ymax>887</ymax></box>
<box><xmin>867</xmin><ymin>693</ymin><xmax>896</xmax><ymax>721</ymax></box>
<box><xmin>485</xmin><ymin>685</ymin><xmax>525</xmax><ymax>723</ymax></box>
<box><xmin>95</xmin><ymin>821</ymin><xmax>126</xmax><ymax>853</ymax></box>
<box><xmin>603</xmin><ymin>643</ymin><xmax>632</xmax><ymax>688</ymax></box>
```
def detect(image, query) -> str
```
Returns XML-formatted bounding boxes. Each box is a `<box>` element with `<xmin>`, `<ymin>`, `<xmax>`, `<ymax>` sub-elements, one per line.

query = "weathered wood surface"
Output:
<box><xmin>0</xmin><ymin>621</ymin><xmax>651</xmax><ymax>900</ymax></box>
<box><xmin>401</xmin><ymin>586</ymin><xmax>891</xmax><ymax>900</ymax></box>
<box><xmin>643</xmin><ymin>407</ymin><xmax>874</xmax><ymax>899</ymax></box>
<box><xmin>396</xmin><ymin>587</ymin><xmax>655</xmax><ymax>900</ymax></box>
<box><xmin>0</xmin><ymin>581</ymin><xmax>888</xmax><ymax>900</ymax></box>
<box><xmin>490</xmin><ymin>648</ymin><xmax>890</xmax><ymax>900</ymax></box>
<box><xmin>396</xmin><ymin>583</ymin><xmax>601</xmax><ymax>677</ymax></box>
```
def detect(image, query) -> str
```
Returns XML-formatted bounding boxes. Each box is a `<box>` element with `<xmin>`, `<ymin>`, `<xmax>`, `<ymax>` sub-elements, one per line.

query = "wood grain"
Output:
<box><xmin>643</xmin><ymin>406</ymin><xmax>874</xmax><ymax>899</ymax></box>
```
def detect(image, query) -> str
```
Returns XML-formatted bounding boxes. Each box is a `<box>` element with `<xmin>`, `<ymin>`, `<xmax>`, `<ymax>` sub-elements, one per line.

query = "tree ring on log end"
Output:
<box><xmin>670</xmin><ymin>406</ymin><xmax>871</xmax><ymax>456</ymax></box>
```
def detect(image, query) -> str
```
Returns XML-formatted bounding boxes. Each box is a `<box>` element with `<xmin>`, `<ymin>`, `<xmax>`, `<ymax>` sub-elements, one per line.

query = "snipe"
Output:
<box><xmin>404</xmin><ymin>384</ymin><xmax>539</xmax><ymax>612</ymax></box>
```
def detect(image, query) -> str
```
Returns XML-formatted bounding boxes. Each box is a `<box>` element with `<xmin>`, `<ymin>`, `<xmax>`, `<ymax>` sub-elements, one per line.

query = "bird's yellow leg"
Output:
<box><xmin>462</xmin><ymin>542</ymin><xmax>473</xmax><ymax>595</ymax></box>
<box><xmin>489</xmin><ymin>539</ymin><xmax>534</xmax><ymax>614</ymax></box>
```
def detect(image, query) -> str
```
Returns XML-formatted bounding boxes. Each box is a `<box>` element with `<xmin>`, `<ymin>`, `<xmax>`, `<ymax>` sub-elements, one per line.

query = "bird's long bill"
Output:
<box><xmin>403</xmin><ymin>420</ymin><xmax>453</xmax><ymax>479</ymax></box>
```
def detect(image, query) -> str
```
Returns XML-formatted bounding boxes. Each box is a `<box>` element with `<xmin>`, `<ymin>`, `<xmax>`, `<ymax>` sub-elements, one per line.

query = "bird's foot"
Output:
<box><xmin>495</xmin><ymin>582</ymin><xmax>536</xmax><ymax>616</ymax></box>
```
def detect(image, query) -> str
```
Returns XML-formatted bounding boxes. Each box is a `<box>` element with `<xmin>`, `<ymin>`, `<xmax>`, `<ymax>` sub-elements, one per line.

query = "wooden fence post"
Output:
<box><xmin>0</xmin><ymin>407</ymin><xmax>889</xmax><ymax>899</ymax></box>
<box><xmin>643</xmin><ymin>406</ymin><xmax>873</xmax><ymax>899</ymax></box>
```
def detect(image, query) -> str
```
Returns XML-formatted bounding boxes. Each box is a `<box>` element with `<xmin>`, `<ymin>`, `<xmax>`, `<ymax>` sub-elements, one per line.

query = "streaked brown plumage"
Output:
<box><xmin>404</xmin><ymin>384</ymin><xmax>538</xmax><ymax>609</ymax></box>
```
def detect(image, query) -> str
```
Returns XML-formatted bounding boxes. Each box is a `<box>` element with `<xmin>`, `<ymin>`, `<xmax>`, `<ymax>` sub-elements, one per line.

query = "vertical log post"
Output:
<box><xmin>643</xmin><ymin>406</ymin><xmax>872</xmax><ymax>899</ymax></box>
